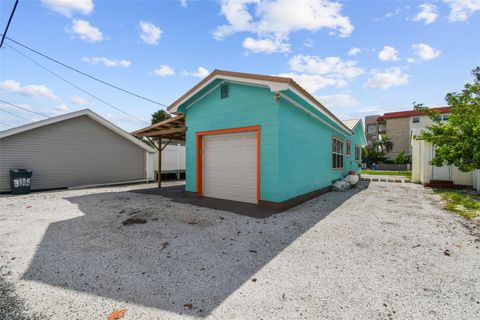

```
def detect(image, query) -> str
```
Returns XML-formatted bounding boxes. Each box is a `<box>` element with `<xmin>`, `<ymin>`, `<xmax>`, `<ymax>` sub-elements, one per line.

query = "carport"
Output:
<box><xmin>132</xmin><ymin>115</ymin><xmax>185</xmax><ymax>188</ymax></box>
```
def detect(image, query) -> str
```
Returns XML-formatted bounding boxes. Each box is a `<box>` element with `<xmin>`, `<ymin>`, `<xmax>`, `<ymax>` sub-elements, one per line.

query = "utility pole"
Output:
<box><xmin>0</xmin><ymin>0</ymin><xmax>19</xmax><ymax>48</ymax></box>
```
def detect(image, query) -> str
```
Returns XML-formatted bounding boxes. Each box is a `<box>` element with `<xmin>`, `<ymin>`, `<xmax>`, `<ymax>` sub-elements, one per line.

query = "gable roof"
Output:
<box><xmin>167</xmin><ymin>69</ymin><xmax>353</xmax><ymax>134</ymax></box>
<box><xmin>342</xmin><ymin>118</ymin><xmax>367</xmax><ymax>145</ymax></box>
<box><xmin>342</xmin><ymin>119</ymin><xmax>361</xmax><ymax>131</ymax></box>
<box><xmin>377</xmin><ymin>107</ymin><xmax>449</xmax><ymax>121</ymax></box>
<box><xmin>0</xmin><ymin>109</ymin><xmax>156</xmax><ymax>153</ymax></box>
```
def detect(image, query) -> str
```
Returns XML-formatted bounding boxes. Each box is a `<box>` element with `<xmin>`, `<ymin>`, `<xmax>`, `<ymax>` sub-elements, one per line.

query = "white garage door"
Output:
<box><xmin>202</xmin><ymin>131</ymin><xmax>257</xmax><ymax>203</ymax></box>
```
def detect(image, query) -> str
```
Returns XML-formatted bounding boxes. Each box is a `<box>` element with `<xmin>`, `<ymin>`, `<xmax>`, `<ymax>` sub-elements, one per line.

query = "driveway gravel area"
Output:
<box><xmin>0</xmin><ymin>181</ymin><xmax>479</xmax><ymax>320</ymax></box>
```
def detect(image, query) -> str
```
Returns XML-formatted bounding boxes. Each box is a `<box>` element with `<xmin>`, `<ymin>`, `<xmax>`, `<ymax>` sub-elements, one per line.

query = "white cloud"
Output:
<box><xmin>139</xmin><ymin>21</ymin><xmax>162</xmax><ymax>45</ymax></box>
<box><xmin>364</xmin><ymin>67</ymin><xmax>409</xmax><ymax>89</ymax></box>
<box><xmin>53</xmin><ymin>104</ymin><xmax>70</xmax><ymax>114</ymax></box>
<box><xmin>153</xmin><ymin>65</ymin><xmax>175</xmax><ymax>77</ymax></box>
<box><xmin>180</xmin><ymin>0</ymin><xmax>188</xmax><ymax>7</ymax></box>
<box><xmin>281</xmin><ymin>54</ymin><xmax>363</xmax><ymax>94</ymax></box>
<box><xmin>303</xmin><ymin>38</ymin><xmax>314</xmax><ymax>48</ymax></box>
<box><xmin>375</xmin><ymin>7</ymin><xmax>402</xmax><ymax>21</ymax></box>
<box><xmin>277</xmin><ymin>73</ymin><xmax>347</xmax><ymax>93</ymax></box>
<box><xmin>378</xmin><ymin>46</ymin><xmax>399</xmax><ymax>61</ymax></box>
<box><xmin>0</xmin><ymin>80</ymin><xmax>58</xmax><ymax>100</ymax></box>
<box><xmin>67</xmin><ymin>19</ymin><xmax>103</xmax><ymax>42</ymax></box>
<box><xmin>214</xmin><ymin>0</ymin><xmax>353</xmax><ymax>53</ymax></box>
<box><xmin>242</xmin><ymin>37</ymin><xmax>290</xmax><ymax>53</ymax></box>
<box><xmin>443</xmin><ymin>0</ymin><xmax>480</xmax><ymax>22</ymax></box>
<box><xmin>316</xmin><ymin>94</ymin><xmax>359</xmax><ymax>108</ymax></box>
<box><xmin>348</xmin><ymin>47</ymin><xmax>361</xmax><ymax>56</ymax></box>
<box><xmin>356</xmin><ymin>105</ymin><xmax>388</xmax><ymax>114</ymax></box>
<box><xmin>412</xmin><ymin>43</ymin><xmax>441</xmax><ymax>60</ymax></box>
<box><xmin>71</xmin><ymin>96</ymin><xmax>88</xmax><ymax>105</ymax></box>
<box><xmin>104</xmin><ymin>113</ymin><xmax>146</xmax><ymax>125</ymax></box>
<box><xmin>185</xmin><ymin>67</ymin><xmax>210</xmax><ymax>78</ymax></box>
<box><xmin>288</xmin><ymin>54</ymin><xmax>364</xmax><ymax>79</ymax></box>
<box><xmin>41</xmin><ymin>0</ymin><xmax>93</xmax><ymax>17</ymax></box>
<box><xmin>413</xmin><ymin>3</ymin><xmax>438</xmax><ymax>24</ymax></box>
<box><xmin>82</xmin><ymin>56</ymin><xmax>131</xmax><ymax>67</ymax></box>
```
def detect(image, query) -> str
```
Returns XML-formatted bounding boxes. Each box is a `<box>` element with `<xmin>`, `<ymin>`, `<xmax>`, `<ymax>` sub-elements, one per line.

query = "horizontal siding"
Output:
<box><xmin>276</xmin><ymin>98</ymin><xmax>364</xmax><ymax>202</ymax></box>
<box><xmin>0</xmin><ymin>115</ymin><xmax>146</xmax><ymax>192</ymax></box>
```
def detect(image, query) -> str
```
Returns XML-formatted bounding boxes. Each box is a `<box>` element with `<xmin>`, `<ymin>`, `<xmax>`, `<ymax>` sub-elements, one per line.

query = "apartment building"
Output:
<box><xmin>365</xmin><ymin>115</ymin><xmax>380</xmax><ymax>147</ymax></box>
<box><xmin>365</xmin><ymin>107</ymin><xmax>450</xmax><ymax>160</ymax></box>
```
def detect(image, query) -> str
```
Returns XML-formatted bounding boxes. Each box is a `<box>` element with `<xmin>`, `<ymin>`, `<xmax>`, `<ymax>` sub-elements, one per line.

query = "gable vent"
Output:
<box><xmin>220</xmin><ymin>83</ymin><xmax>229</xmax><ymax>99</ymax></box>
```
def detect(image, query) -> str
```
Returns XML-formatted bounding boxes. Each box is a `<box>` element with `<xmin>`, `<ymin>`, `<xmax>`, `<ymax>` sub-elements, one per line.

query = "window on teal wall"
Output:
<box><xmin>332</xmin><ymin>137</ymin><xmax>344</xmax><ymax>169</ymax></box>
<box><xmin>355</xmin><ymin>144</ymin><xmax>361</xmax><ymax>161</ymax></box>
<box><xmin>346</xmin><ymin>140</ymin><xmax>351</xmax><ymax>156</ymax></box>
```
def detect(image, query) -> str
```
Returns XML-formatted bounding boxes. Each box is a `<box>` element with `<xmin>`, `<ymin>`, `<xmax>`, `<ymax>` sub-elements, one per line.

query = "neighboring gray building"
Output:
<box><xmin>364</xmin><ymin>115</ymin><xmax>380</xmax><ymax>147</ymax></box>
<box><xmin>0</xmin><ymin>109</ymin><xmax>155</xmax><ymax>192</ymax></box>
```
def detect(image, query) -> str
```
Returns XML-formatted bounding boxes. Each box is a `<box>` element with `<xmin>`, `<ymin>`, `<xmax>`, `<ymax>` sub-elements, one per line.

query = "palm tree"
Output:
<box><xmin>377</xmin><ymin>135</ymin><xmax>393</xmax><ymax>153</ymax></box>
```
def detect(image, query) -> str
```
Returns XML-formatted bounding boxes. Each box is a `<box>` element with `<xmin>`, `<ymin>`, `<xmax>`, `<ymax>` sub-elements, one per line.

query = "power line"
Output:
<box><xmin>0</xmin><ymin>99</ymin><xmax>50</xmax><ymax>118</ymax></box>
<box><xmin>1</xmin><ymin>34</ymin><xmax>169</xmax><ymax>108</ymax></box>
<box><xmin>0</xmin><ymin>0</ymin><xmax>19</xmax><ymax>48</ymax></box>
<box><xmin>0</xmin><ymin>106</ymin><xmax>30</xmax><ymax>121</ymax></box>
<box><xmin>5</xmin><ymin>44</ymin><xmax>149</xmax><ymax>124</ymax></box>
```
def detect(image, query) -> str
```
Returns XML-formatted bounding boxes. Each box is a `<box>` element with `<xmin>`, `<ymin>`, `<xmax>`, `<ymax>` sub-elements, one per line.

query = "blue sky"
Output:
<box><xmin>1</xmin><ymin>0</ymin><xmax>479</xmax><ymax>132</ymax></box>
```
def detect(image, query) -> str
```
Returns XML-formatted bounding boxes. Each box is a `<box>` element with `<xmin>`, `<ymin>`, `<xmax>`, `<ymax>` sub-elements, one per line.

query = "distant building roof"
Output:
<box><xmin>377</xmin><ymin>107</ymin><xmax>449</xmax><ymax>121</ymax></box>
<box><xmin>342</xmin><ymin>119</ymin><xmax>361</xmax><ymax>130</ymax></box>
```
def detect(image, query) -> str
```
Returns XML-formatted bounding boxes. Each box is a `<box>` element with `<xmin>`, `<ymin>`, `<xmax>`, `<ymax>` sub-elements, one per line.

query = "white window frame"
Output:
<box><xmin>332</xmin><ymin>137</ymin><xmax>344</xmax><ymax>170</ymax></box>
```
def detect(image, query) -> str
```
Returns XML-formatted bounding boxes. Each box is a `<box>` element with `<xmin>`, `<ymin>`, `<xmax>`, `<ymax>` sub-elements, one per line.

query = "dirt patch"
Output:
<box><xmin>122</xmin><ymin>218</ymin><xmax>147</xmax><ymax>226</ymax></box>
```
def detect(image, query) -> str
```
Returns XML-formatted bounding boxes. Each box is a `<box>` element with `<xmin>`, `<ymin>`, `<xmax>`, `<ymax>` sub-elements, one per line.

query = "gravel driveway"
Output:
<box><xmin>0</xmin><ymin>181</ymin><xmax>479</xmax><ymax>320</ymax></box>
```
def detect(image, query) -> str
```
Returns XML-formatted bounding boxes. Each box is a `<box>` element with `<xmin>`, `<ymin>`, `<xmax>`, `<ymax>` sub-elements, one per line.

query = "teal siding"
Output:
<box><xmin>183</xmin><ymin>83</ymin><xmax>280</xmax><ymax>200</ymax></box>
<box><xmin>275</xmin><ymin>99</ymin><xmax>363</xmax><ymax>202</ymax></box>
<box><xmin>182</xmin><ymin>81</ymin><xmax>365</xmax><ymax>203</ymax></box>
<box><xmin>349</xmin><ymin>122</ymin><xmax>365</xmax><ymax>173</ymax></box>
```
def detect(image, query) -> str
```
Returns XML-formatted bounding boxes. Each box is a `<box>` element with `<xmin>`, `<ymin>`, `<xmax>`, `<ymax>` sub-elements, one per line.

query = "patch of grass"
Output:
<box><xmin>361</xmin><ymin>170</ymin><xmax>412</xmax><ymax>179</ymax></box>
<box><xmin>434</xmin><ymin>189</ymin><xmax>480</xmax><ymax>221</ymax></box>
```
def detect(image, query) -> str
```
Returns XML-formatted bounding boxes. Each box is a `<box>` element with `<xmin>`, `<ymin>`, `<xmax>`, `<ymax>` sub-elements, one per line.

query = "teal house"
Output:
<box><xmin>159</xmin><ymin>70</ymin><xmax>365</xmax><ymax>209</ymax></box>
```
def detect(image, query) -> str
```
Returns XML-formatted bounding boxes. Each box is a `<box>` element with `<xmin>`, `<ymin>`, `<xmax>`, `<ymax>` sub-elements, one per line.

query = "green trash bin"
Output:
<box><xmin>9</xmin><ymin>169</ymin><xmax>32</xmax><ymax>195</ymax></box>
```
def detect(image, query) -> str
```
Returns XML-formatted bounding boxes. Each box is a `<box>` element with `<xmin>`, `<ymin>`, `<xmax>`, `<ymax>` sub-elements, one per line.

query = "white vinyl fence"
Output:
<box><xmin>474</xmin><ymin>169</ymin><xmax>480</xmax><ymax>191</ymax></box>
<box><xmin>146</xmin><ymin>143</ymin><xmax>185</xmax><ymax>181</ymax></box>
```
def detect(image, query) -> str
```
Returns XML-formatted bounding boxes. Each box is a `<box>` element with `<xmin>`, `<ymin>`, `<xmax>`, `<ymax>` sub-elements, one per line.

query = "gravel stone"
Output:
<box><xmin>0</xmin><ymin>267</ymin><xmax>42</xmax><ymax>320</ymax></box>
<box><xmin>0</xmin><ymin>181</ymin><xmax>479</xmax><ymax>319</ymax></box>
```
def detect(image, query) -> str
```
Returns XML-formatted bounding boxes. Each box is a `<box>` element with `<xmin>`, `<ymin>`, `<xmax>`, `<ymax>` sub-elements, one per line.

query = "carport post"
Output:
<box><xmin>158</xmin><ymin>136</ymin><xmax>162</xmax><ymax>188</ymax></box>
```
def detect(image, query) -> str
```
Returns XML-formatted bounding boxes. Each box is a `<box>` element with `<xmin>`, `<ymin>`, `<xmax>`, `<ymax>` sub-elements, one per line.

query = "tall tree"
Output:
<box><xmin>414</xmin><ymin>67</ymin><xmax>480</xmax><ymax>172</ymax></box>
<box><xmin>151</xmin><ymin>109</ymin><xmax>171</xmax><ymax>125</ymax></box>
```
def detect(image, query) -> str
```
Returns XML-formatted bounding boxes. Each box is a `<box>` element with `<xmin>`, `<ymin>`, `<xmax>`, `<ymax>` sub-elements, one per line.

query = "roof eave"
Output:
<box><xmin>168</xmin><ymin>69</ymin><xmax>353</xmax><ymax>134</ymax></box>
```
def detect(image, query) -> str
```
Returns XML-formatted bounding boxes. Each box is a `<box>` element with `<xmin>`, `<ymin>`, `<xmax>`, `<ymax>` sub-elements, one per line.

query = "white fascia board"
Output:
<box><xmin>168</xmin><ymin>75</ymin><xmax>289</xmax><ymax>113</ymax></box>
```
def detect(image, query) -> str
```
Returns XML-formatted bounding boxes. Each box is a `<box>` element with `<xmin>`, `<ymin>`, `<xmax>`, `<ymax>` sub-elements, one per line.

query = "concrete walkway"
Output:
<box><xmin>361</xmin><ymin>174</ymin><xmax>411</xmax><ymax>183</ymax></box>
